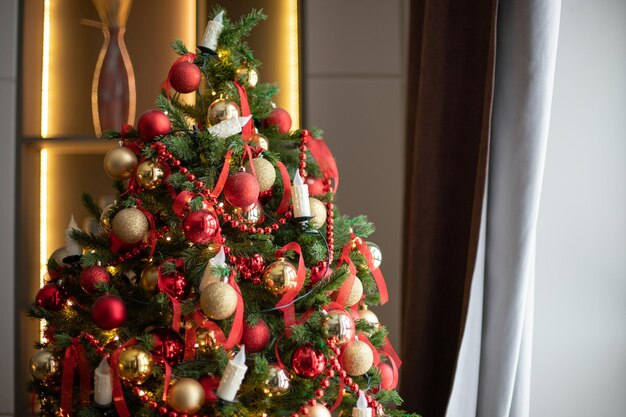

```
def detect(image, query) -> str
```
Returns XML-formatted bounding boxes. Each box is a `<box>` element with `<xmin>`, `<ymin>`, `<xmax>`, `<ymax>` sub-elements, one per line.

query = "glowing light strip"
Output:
<box><xmin>39</xmin><ymin>149</ymin><xmax>48</xmax><ymax>340</ymax></box>
<box><xmin>41</xmin><ymin>0</ymin><xmax>51</xmax><ymax>138</ymax></box>
<box><xmin>288</xmin><ymin>0</ymin><xmax>300</xmax><ymax>128</ymax></box>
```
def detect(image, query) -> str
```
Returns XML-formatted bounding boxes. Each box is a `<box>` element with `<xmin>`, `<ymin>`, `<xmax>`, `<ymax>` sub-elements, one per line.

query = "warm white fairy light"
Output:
<box><xmin>288</xmin><ymin>0</ymin><xmax>300</xmax><ymax>128</ymax></box>
<box><xmin>41</xmin><ymin>0</ymin><xmax>51</xmax><ymax>138</ymax></box>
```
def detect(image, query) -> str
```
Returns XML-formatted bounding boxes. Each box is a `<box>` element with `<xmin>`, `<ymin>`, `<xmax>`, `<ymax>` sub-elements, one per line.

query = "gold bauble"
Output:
<box><xmin>321</xmin><ymin>310</ymin><xmax>355</xmax><ymax>346</ymax></box>
<box><xmin>245</xmin><ymin>157</ymin><xmax>276</xmax><ymax>192</ymax></box>
<box><xmin>200</xmin><ymin>280</ymin><xmax>238</xmax><ymax>320</ymax></box>
<box><xmin>29</xmin><ymin>350</ymin><xmax>59</xmax><ymax>381</ymax></box>
<box><xmin>196</xmin><ymin>328</ymin><xmax>219</xmax><ymax>354</ymax></box>
<box><xmin>345</xmin><ymin>276</ymin><xmax>364</xmax><ymax>307</ymax></box>
<box><xmin>343</xmin><ymin>339</ymin><xmax>374</xmax><ymax>376</ymax></box>
<box><xmin>136</xmin><ymin>160</ymin><xmax>165</xmax><ymax>190</ymax></box>
<box><xmin>262</xmin><ymin>258</ymin><xmax>298</xmax><ymax>296</ymax></box>
<box><xmin>140</xmin><ymin>263</ymin><xmax>160</xmax><ymax>294</ymax></box>
<box><xmin>232</xmin><ymin>202</ymin><xmax>264</xmax><ymax>225</ymax></box>
<box><xmin>118</xmin><ymin>346</ymin><xmax>154</xmax><ymax>384</ymax></box>
<box><xmin>252</xmin><ymin>132</ymin><xmax>269</xmax><ymax>151</ymax></box>
<box><xmin>111</xmin><ymin>208</ymin><xmax>149</xmax><ymax>244</ymax></box>
<box><xmin>235</xmin><ymin>65</ymin><xmax>259</xmax><ymax>88</ymax></box>
<box><xmin>99</xmin><ymin>203</ymin><xmax>116</xmax><ymax>233</ymax></box>
<box><xmin>262</xmin><ymin>364</ymin><xmax>291</xmax><ymax>396</ymax></box>
<box><xmin>366</xmin><ymin>241</ymin><xmax>382</xmax><ymax>269</ymax></box>
<box><xmin>103</xmin><ymin>145</ymin><xmax>138</xmax><ymax>180</ymax></box>
<box><xmin>308</xmin><ymin>198</ymin><xmax>327</xmax><ymax>229</ymax></box>
<box><xmin>207</xmin><ymin>98</ymin><xmax>240</xmax><ymax>126</ymax></box>
<box><xmin>358</xmin><ymin>304</ymin><xmax>380</xmax><ymax>327</ymax></box>
<box><xmin>306</xmin><ymin>404</ymin><xmax>332</xmax><ymax>417</ymax></box>
<box><xmin>167</xmin><ymin>378</ymin><xmax>205</xmax><ymax>414</ymax></box>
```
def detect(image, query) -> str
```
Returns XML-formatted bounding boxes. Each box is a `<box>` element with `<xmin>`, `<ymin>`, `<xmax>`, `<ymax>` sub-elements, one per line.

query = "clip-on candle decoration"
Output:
<box><xmin>64</xmin><ymin>215</ymin><xmax>83</xmax><ymax>263</ymax></box>
<box><xmin>208</xmin><ymin>115</ymin><xmax>252</xmax><ymax>139</ymax></box>
<box><xmin>216</xmin><ymin>345</ymin><xmax>248</xmax><ymax>402</ymax></box>
<box><xmin>353</xmin><ymin>391</ymin><xmax>372</xmax><ymax>417</ymax></box>
<box><xmin>291</xmin><ymin>170</ymin><xmax>312</xmax><ymax>224</ymax></box>
<box><xmin>199</xmin><ymin>246</ymin><xmax>227</xmax><ymax>292</ymax></box>
<box><xmin>198</xmin><ymin>11</ymin><xmax>224</xmax><ymax>55</ymax></box>
<box><xmin>94</xmin><ymin>358</ymin><xmax>113</xmax><ymax>407</ymax></box>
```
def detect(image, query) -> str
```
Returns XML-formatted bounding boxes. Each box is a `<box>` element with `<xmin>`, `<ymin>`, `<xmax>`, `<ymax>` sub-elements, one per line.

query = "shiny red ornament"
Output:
<box><xmin>224</xmin><ymin>171</ymin><xmax>260</xmax><ymax>208</ymax></box>
<box><xmin>234</xmin><ymin>253</ymin><xmax>265</xmax><ymax>282</ymax></box>
<box><xmin>137</xmin><ymin>109</ymin><xmax>171</xmax><ymax>140</ymax></box>
<box><xmin>182</xmin><ymin>210</ymin><xmax>219</xmax><ymax>244</ymax></box>
<box><xmin>306</xmin><ymin>177</ymin><xmax>326</xmax><ymax>196</ymax></box>
<box><xmin>378</xmin><ymin>362</ymin><xmax>397</xmax><ymax>390</ymax></box>
<box><xmin>242</xmin><ymin>319</ymin><xmax>271</xmax><ymax>353</ymax></box>
<box><xmin>263</xmin><ymin>107</ymin><xmax>292</xmax><ymax>134</ymax></box>
<box><xmin>36</xmin><ymin>284</ymin><xmax>67</xmax><ymax>311</ymax></box>
<box><xmin>170</xmin><ymin>61</ymin><xmax>201</xmax><ymax>94</ymax></box>
<box><xmin>159</xmin><ymin>271</ymin><xmax>190</xmax><ymax>301</ymax></box>
<box><xmin>291</xmin><ymin>345</ymin><xmax>327</xmax><ymax>378</ymax></box>
<box><xmin>149</xmin><ymin>327</ymin><xmax>185</xmax><ymax>366</ymax></box>
<box><xmin>79</xmin><ymin>265</ymin><xmax>111</xmax><ymax>294</ymax></box>
<box><xmin>91</xmin><ymin>295</ymin><xmax>127</xmax><ymax>330</ymax></box>
<box><xmin>198</xmin><ymin>375</ymin><xmax>220</xmax><ymax>404</ymax></box>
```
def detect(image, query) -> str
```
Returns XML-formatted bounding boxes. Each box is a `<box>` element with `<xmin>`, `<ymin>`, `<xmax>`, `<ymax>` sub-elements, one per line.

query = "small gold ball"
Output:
<box><xmin>321</xmin><ymin>310</ymin><xmax>355</xmax><ymax>345</ymax></box>
<box><xmin>235</xmin><ymin>65</ymin><xmax>259</xmax><ymax>88</ymax></box>
<box><xmin>345</xmin><ymin>277</ymin><xmax>363</xmax><ymax>307</ymax></box>
<box><xmin>358</xmin><ymin>304</ymin><xmax>380</xmax><ymax>327</ymax></box>
<box><xmin>262</xmin><ymin>364</ymin><xmax>291</xmax><ymax>396</ymax></box>
<box><xmin>99</xmin><ymin>203</ymin><xmax>116</xmax><ymax>233</ymax></box>
<box><xmin>140</xmin><ymin>263</ymin><xmax>160</xmax><ymax>294</ymax></box>
<box><xmin>118</xmin><ymin>346</ymin><xmax>154</xmax><ymax>384</ymax></box>
<box><xmin>231</xmin><ymin>202</ymin><xmax>264</xmax><ymax>225</ymax></box>
<box><xmin>29</xmin><ymin>350</ymin><xmax>59</xmax><ymax>381</ymax></box>
<box><xmin>308</xmin><ymin>198</ymin><xmax>327</xmax><ymax>229</ymax></box>
<box><xmin>245</xmin><ymin>158</ymin><xmax>276</xmax><ymax>192</ymax></box>
<box><xmin>342</xmin><ymin>339</ymin><xmax>374</xmax><ymax>376</ymax></box>
<box><xmin>103</xmin><ymin>146</ymin><xmax>138</xmax><ymax>180</ymax></box>
<box><xmin>196</xmin><ymin>328</ymin><xmax>219</xmax><ymax>354</ymax></box>
<box><xmin>167</xmin><ymin>378</ymin><xmax>205</xmax><ymax>414</ymax></box>
<box><xmin>200</xmin><ymin>281</ymin><xmax>238</xmax><ymax>320</ymax></box>
<box><xmin>207</xmin><ymin>98</ymin><xmax>240</xmax><ymax>126</ymax></box>
<box><xmin>136</xmin><ymin>160</ymin><xmax>165</xmax><ymax>190</ymax></box>
<box><xmin>252</xmin><ymin>132</ymin><xmax>269</xmax><ymax>151</ymax></box>
<box><xmin>111</xmin><ymin>208</ymin><xmax>149</xmax><ymax>244</ymax></box>
<box><xmin>262</xmin><ymin>258</ymin><xmax>298</xmax><ymax>296</ymax></box>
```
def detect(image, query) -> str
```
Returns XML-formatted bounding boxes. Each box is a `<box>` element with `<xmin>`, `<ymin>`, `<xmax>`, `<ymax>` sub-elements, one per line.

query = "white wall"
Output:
<box><xmin>531</xmin><ymin>1</ymin><xmax>626</xmax><ymax>415</ymax></box>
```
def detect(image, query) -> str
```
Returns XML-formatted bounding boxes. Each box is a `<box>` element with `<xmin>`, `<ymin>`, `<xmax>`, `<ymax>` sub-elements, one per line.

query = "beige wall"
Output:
<box><xmin>303</xmin><ymin>0</ymin><xmax>407</xmax><ymax>347</ymax></box>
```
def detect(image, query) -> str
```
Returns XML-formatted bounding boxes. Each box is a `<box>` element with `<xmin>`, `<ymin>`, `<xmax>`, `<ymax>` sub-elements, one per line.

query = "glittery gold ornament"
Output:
<box><xmin>140</xmin><ymin>263</ymin><xmax>160</xmax><ymax>294</ymax></box>
<box><xmin>252</xmin><ymin>131</ymin><xmax>269</xmax><ymax>151</ymax></box>
<box><xmin>99</xmin><ymin>203</ymin><xmax>116</xmax><ymax>233</ymax></box>
<box><xmin>235</xmin><ymin>65</ymin><xmax>259</xmax><ymax>88</ymax></box>
<box><xmin>342</xmin><ymin>339</ymin><xmax>374</xmax><ymax>376</ymax></box>
<box><xmin>232</xmin><ymin>203</ymin><xmax>264</xmax><ymax>225</ymax></box>
<box><xmin>321</xmin><ymin>310</ymin><xmax>355</xmax><ymax>345</ymax></box>
<box><xmin>245</xmin><ymin>157</ymin><xmax>276</xmax><ymax>192</ymax></box>
<box><xmin>262</xmin><ymin>258</ymin><xmax>298</xmax><ymax>295</ymax></box>
<box><xmin>136</xmin><ymin>160</ymin><xmax>165</xmax><ymax>190</ymax></box>
<box><xmin>306</xmin><ymin>404</ymin><xmax>332</xmax><ymax>417</ymax></box>
<box><xmin>118</xmin><ymin>346</ymin><xmax>154</xmax><ymax>384</ymax></box>
<box><xmin>103</xmin><ymin>145</ymin><xmax>138</xmax><ymax>180</ymax></box>
<box><xmin>262</xmin><ymin>364</ymin><xmax>291</xmax><ymax>396</ymax></box>
<box><xmin>167</xmin><ymin>378</ymin><xmax>205</xmax><ymax>414</ymax></box>
<box><xmin>308</xmin><ymin>198</ymin><xmax>327</xmax><ymax>229</ymax></box>
<box><xmin>345</xmin><ymin>276</ymin><xmax>364</xmax><ymax>307</ymax></box>
<box><xmin>207</xmin><ymin>98</ymin><xmax>240</xmax><ymax>126</ymax></box>
<box><xmin>366</xmin><ymin>241</ymin><xmax>382</xmax><ymax>269</ymax></box>
<box><xmin>111</xmin><ymin>208</ymin><xmax>149</xmax><ymax>244</ymax></box>
<box><xmin>358</xmin><ymin>304</ymin><xmax>380</xmax><ymax>327</ymax></box>
<box><xmin>29</xmin><ymin>350</ymin><xmax>59</xmax><ymax>381</ymax></box>
<box><xmin>200</xmin><ymin>280</ymin><xmax>238</xmax><ymax>320</ymax></box>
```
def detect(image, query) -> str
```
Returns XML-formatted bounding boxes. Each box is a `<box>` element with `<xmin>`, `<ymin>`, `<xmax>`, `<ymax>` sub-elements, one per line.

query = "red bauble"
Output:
<box><xmin>159</xmin><ymin>271</ymin><xmax>190</xmax><ymax>301</ymax></box>
<box><xmin>183</xmin><ymin>210</ymin><xmax>219</xmax><ymax>244</ymax></box>
<box><xmin>306</xmin><ymin>177</ymin><xmax>326</xmax><ymax>196</ymax></box>
<box><xmin>170</xmin><ymin>61</ymin><xmax>202</xmax><ymax>94</ymax></box>
<box><xmin>79</xmin><ymin>266</ymin><xmax>111</xmax><ymax>294</ymax></box>
<box><xmin>149</xmin><ymin>327</ymin><xmax>185</xmax><ymax>366</ymax></box>
<box><xmin>137</xmin><ymin>109</ymin><xmax>171</xmax><ymax>140</ymax></box>
<box><xmin>291</xmin><ymin>345</ymin><xmax>327</xmax><ymax>378</ymax></box>
<box><xmin>224</xmin><ymin>171</ymin><xmax>260</xmax><ymax>208</ymax></box>
<box><xmin>263</xmin><ymin>107</ymin><xmax>292</xmax><ymax>134</ymax></box>
<box><xmin>36</xmin><ymin>284</ymin><xmax>66</xmax><ymax>311</ymax></box>
<box><xmin>242</xmin><ymin>319</ymin><xmax>271</xmax><ymax>353</ymax></box>
<box><xmin>379</xmin><ymin>362</ymin><xmax>397</xmax><ymax>390</ymax></box>
<box><xmin>91</xmin><ymin>295</ymin><xmax>127</xmax><ymax>330</ymax></box>
<box><xmin>198</xmin><ymin>375</ymin><xmax>220</xmax><ymax>404</ymax></box>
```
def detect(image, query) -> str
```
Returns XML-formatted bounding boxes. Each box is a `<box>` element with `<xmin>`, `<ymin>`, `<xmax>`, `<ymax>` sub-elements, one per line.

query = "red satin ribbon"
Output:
<box><xmin>352</xmin><ymin>235</ymin><xmax>389</xmax><ymax>305</ymax></box>
<box><xmin>111</xmin><ymin>338</ymin><xmax>138</xmax><ymax>417</ymax></box>
<box><xmin>382</xmin><ymin>336</ymin><xmax>402</xmax><ymax>368</ymax></box>
<box><xmin>161</xmin><ymin>53</ymin><xmax>197</xmax><ymax>99</ymax></box>
<box><xmin>173</xmin><ymin>190</ymin><xmax>196</xmax><ymax>218</ymax></box>
<box><xmin>274</xmin><ymin>243</ymin><xmax>306</xmax><ymax>334</ymax></box>
<box><xmin>225</xmin><ymin>273</ymin><xmax>244</xmax><ymax>349</ymax></box>
<box><xmin>276</xmin><ymin>161</ymin><xmax>292</xmax><ymax>214</ymax></box>
<box><xmin>306</xmin><ymin>133</ymin><xmax>339</xmax><ymax>193</ymax></box>
<box><xmin>210</xmin><ymin>148</ymin><xmax>233</xmax><ymax>198</ymax></box>
<box><xmin>61</xmin><ymin>339</ymin><xmax>91</xmax><ymax>416</ymax></box>
<box><xmin>158</xmin><ymin>258</ymin><xmax>186</xmax><ymax>332</ymax></box>
<box><xmin>333</xmin><ymin>242</ymin><xmax>358</xmax><ymax>306</ymax></box>
<box><xmin>234</xmin><ymin>81</ymin><xmax>253</xmax><ymax>140</ymax></box>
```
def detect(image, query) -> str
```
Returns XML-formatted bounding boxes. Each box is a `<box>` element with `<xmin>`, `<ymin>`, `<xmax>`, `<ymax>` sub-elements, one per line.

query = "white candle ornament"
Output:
<box><xmin>216</xmin><ymin>345</ymin><xmax>248</xmax><ymax>402</ymax></box>
<box><xmin>208</xmin><ymin>115</ymin><xmax>252</xmax><ymax>139</ymax></box>
<box><xmin>199</xmin><ymin>11</ymin><xmax>224</xmax><ymax>54</ymax></box>
<box><xmin>199</xmin><ymin>246</ymin><xmax>227</xmax><ymax>292</ymax></box>
<box><xmin>352</xmin><ymin>391</ymin><xmax>372</xmax><ymax>417</ymax></box>
<box><xmin>94</xmin><ymin>358</ymin><xmax>113</xmax><ymax>406</ymax></box>
<box><xmin>65</xmin><ymin>215</ymin><xmax>83</xmax><ymax>257</ymax></box>
<box><xmin>291</xmin><ymin>171</ymin><xmax>311</xmax><ymax>218</ymax></box>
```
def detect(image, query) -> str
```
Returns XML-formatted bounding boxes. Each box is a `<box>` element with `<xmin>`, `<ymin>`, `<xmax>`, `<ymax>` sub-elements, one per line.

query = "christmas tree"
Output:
<box><xmin>28</xmin><ymin>9</ymin><xmax>415</xmax><ymax>417</ymax></box>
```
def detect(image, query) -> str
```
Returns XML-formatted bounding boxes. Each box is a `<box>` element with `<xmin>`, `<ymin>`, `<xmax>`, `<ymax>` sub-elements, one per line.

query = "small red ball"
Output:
<box><xmin>149</xmin><ymin>327</ymin><xmax>185</xmax><ymax>366</ymax></box>
<box><xmin>183</xmin><ymin>210</ymin><xmax>219</xmax><ymax>244</ymax></box>
<box><xmin>263</xmin><ymin>107</ymin><xmax>292</xmax><ymax>134</ymax></box>
<box><xmin>379</xmin><ymin>362</ymin><xmax>397</xmax><ymax>390</ymax></box>
<box><xmin>91</xmin><ymin>295</ymin><xmax>127</xmax><ymax>330</ymax></box>
<box><xmin>137</xmin><ymin>109</ymin><xmax>171</xmax><ymax>140</ymax></box>
<box><xmin>198</xmin><ymin>375</ymin><xmax>220</xmax><ymax>404</ymax></box>
<box><xmin>242</xmin><ymin>319</ymin><xmax>271</xmax><ymax>353</ymax></box>
<box><xmin>36</xmin><ymin>284</ymin><xmax>66</xmax><ymax>310</ymax></box>
<box><xmin>306</xmin><ymin>177</ymin><xmax>326</xmax><ymax>196</ymax></box>
<box><xmin>170</xmin><ymin>61</ymin><xmax>201</xmax><ymax>94</ymax></box>
<box><xmin>159</xmin><ymin>271</ymin><xmax>190</xmax><ymax>301</ymax></box>
<box><xmin>224</xmin><ymin>171</ymin><xmax>260</xmax><ymax>208</ymax></box>
<box><xmin>291</xmin><ymin>345</ymin><xmax>327</xmax><ymax>378</ymax></box>
<box><xmin>79</xmin><ymin>266</ymin><xmax>110</xmax><ymax>294</ymax></box>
